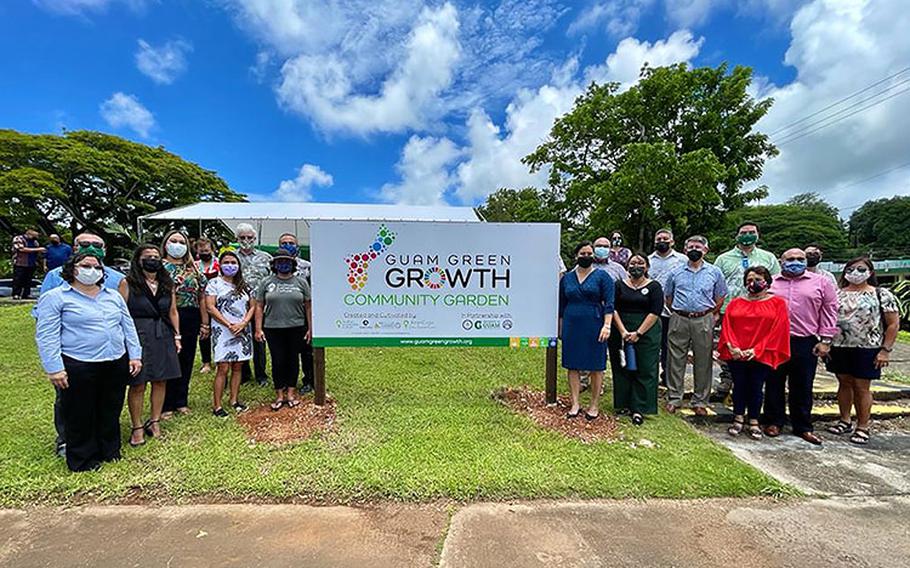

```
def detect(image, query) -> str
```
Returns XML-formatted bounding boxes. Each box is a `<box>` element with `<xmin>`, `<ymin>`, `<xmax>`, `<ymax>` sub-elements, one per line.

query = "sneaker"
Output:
<box><xmin>299</xmin><ymin>384</ymin><xmax>314</xmax><ymax>394</ymax></box>
<box><xmin>213</xmin><ymin>407</ymin><xmax>229</xmax><ymax>418</ymax></box>
<box><xmin>256</xmin><ymin>377</ymin><xmax>270</xmax><ymax>387</ymax></box>
<box><xmin>56</xmin><ymin>443</ymin><xmax>66</xmax><ymax>458</ymax></box>
<box><xmin>232</xmin><ymin>401</ymin><xmax>248</xmax><ymax>413</ymax></box>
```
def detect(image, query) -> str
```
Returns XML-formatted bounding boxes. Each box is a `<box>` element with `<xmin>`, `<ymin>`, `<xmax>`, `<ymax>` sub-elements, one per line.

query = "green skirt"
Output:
<box><xmin>608</xmin><ymin>312</ymin><xmax>661</xmax><ymax>415</ymax></box>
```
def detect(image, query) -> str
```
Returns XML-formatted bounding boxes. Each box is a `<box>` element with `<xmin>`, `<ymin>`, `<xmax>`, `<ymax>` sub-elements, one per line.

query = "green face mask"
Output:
<box><xmin>77</xmin><ymin>244</ymin><xmax>105</xmax><ymax>259</ymax></box>
<box><xmin>736</xmin><ymin>233</ymin><xmax>758</xmax><ymax>246</ymax></box>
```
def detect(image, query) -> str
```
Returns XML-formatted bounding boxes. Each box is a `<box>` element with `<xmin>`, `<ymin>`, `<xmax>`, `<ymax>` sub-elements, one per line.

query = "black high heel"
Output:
<box><xmin>143</xmin><ymin>419</ymin><xmax>160</xmax><ymax>438</ymax></box>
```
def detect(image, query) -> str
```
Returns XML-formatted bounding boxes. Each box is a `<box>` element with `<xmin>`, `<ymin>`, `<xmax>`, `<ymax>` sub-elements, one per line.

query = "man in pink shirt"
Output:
<box><xmin>766</xmin><ymin>248</ymin><xmax>839</xmax><ymax>444</ymax></box>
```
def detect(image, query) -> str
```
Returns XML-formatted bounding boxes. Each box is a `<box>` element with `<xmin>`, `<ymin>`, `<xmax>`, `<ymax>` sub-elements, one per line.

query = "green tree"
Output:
<box><xmin>476</xmin><ymin>187</ymin><xmax>559</xmax><ymax>223</ymax></box>
<box><xmin>709</xmin><ymin>193</ymin><xmax>849</xmax><ymax>258</ymax></box>
<box><xmin>849</xmin><ymin>196</ymin><xmax>910</xmax><ymax>258</ymax></box>
<box><xmin>521</xmin><ymin>63</ymin><xmax>778</xmax><ymax>250</ymax></box>
<box><xmin>0</xmin><ymin>129</ymin><xmax>243</xmax><ymax>255</ymax></box>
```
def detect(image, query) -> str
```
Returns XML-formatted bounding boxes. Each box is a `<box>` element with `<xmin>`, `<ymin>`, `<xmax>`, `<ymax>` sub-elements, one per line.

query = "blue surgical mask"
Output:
<box><xmin>279</xmin><ymin>243</ymin><xmax>299</xmax><ymax>257</ymax></box>
<box><xmin>782</xmin><ymin>260</ymin><xmax>807</xmax><ymax>275</ymax></box>
<box><xmin>593</xmin><ymin>246</ymin><xmax>609</xmax><ymax>260</ymax></box>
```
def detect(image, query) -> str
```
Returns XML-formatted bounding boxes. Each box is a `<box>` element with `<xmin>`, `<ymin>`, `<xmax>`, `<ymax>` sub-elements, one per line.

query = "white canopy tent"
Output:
<box><xmin>138</xmin><ymin>202</ymin><xmax>483</xmax><ymax>246</ymax></box>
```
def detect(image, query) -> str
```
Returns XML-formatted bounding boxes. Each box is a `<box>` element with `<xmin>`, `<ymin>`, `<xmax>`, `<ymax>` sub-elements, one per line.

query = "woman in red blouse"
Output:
<box><xmin>718</xmin><ymin>266</ymin><xmax>791</xmax><ymax>439</ymax></box>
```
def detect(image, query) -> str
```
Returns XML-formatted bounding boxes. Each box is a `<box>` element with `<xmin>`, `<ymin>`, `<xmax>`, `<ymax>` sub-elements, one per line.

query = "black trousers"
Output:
<box><xmin>163</xmin><ymin>307</ymin><xmax>201</xmax><ymax>411</ymax></box>
<box><xmin>54</xmin><ymin>386</ymin><xmax>66</xmax><ymax>447</ymax></box>
<box><xmin>199</xmin><ymin>335</ymin><xmax>212</xmax><ymax>365</ymax></box>
<box><xmin>242</xmin><ymin>339</ymin><xmax>269</xmax><ymax>381</ymax></box>
<box><xmin>264</xmin><ymin>326</ymin><xmax>307</xmax><ymax>390</ymax></box>
<box><xmin>729</xmin><ymin>360</ymin><xmax>772</xmax><ymax>420</ymax></box>
<box><xmin>12</xmin><ymin>265</ymin><xmax>36</xmax><ymax>298</ymax></box>
<box><xmin>764</xmin><ymin>335</ymin><xmax>818</xmax><ymax>434</ymax></box>
<box><xmin>60</xmin><ymin>355</ymin><xmax>128</xmax><ymax>472</ymax></box>
<box><xmin>659</xmin><ymin>315</ymin><xmax>670</xmax><ymax>386</ymax></box>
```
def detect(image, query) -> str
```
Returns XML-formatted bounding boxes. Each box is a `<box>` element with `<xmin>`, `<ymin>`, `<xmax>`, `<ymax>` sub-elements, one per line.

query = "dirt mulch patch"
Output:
<box><xmin>494</xmin><ymin>386</ymin><xmax>620</xmax><ymax>443</ymax></box>
<box><xmin>237</xmin><ymin>397</ymin><xmax>336</xmax><ymax>445</ymax></box>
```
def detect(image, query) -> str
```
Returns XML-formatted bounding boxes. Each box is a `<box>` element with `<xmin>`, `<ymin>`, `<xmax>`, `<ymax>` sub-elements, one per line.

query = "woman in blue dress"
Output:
<box><xmin>559</xmin><ymin>241</ymin><xmax>615</xmax><ymax>420</ymax></box>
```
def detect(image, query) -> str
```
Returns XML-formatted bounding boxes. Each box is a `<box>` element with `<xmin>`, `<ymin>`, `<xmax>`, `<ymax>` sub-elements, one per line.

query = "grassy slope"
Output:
<box><xmin>0</xmin><ymin>304</ymin><xmax>786</xmax><ymax>506</ymax></box>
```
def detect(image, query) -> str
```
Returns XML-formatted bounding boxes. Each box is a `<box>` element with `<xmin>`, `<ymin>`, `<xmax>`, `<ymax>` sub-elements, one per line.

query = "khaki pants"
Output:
<box><xmin>666</xmin><ymin>313</ymin><xmax>714</xmax><ymax>407</ymax></box>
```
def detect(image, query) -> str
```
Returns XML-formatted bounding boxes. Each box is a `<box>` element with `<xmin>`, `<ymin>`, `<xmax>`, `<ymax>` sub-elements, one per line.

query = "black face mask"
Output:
<box><xmin>628</xmin><ymin>266</ymin><xmax>646</xmax><ymax>278</ymax></box>
<box><xmin>686</xmin><ymin>249</ymin><xmax>704</xmax><ymax>262</ymax></box>
<box><xmin>655</xmin><ymin>242</ymin><xmax>671</xmax><ymax>253</ymax></box>
<box><xmin>199</xmin><ymin>253</ymin><xmax>213</xmax><ymax>262</ymax></box>
<box><xmin>141</xmin><ymin>258</ymin><xmax>162</xmax><ymax>272</ymax></box>
<box><xmin>806</xmin><ymin>253</ymin><xmax>821</xmax><ymax>268</ymax></box>
<box><xmin>577</xmin><ymin>256</ymin><xmax>594</xmax><ymax>268</ymax></box>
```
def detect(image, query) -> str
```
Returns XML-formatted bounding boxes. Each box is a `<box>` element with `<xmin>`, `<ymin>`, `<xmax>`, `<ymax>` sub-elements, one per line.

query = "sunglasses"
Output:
<box><xmin>845</xmin><ymin>267</ymin><xmax>869</xmax><ymax>274</ymax></box>
<box><xmin>76</xmin><ymin>240</ymin><xmax>104</xmax><ymax>248</ymax></box>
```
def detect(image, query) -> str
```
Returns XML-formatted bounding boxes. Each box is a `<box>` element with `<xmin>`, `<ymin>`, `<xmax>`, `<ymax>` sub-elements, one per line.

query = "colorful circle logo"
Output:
<box><xmin>423</xmin><ymin>266</ymin><xmax>447</xmax><ymax>289</ymax></box>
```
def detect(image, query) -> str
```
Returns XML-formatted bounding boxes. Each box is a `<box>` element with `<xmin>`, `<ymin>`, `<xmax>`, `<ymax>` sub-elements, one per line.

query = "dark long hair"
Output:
<box><xmin>839</xmin><ymin>257</ymin><xmax>878</xmax><ymax>288</ymax></box>
<box><xmin>61</xmin><ymin>253</ymin><xmax>105</xmax><ymax>286</ymax></box>
<box><xmin>127</xmin><ymin>244</ymin><xmax>174</xmax><ymax>296</ymax></box>
<box><xmin>219</xmin><ymin>250</ymin><xmax>251</xmax><ymax>296</ymax></box>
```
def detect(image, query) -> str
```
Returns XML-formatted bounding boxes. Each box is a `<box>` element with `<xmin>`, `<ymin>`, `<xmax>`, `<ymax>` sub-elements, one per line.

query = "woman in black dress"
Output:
<box><xmin>118</xmin><ymin>245</ymin><xmax>182</xmax><ymax>447</ymax></box>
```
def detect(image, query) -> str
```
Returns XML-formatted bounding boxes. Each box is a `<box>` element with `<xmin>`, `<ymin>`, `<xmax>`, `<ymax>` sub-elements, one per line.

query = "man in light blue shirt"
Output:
<box><xmin>34</xmin><ymin>232</ymin><xmax>124</xmax><ymax>457</ymax></box>
<box><xmin>663</xmin><ymin>235</ymin><xmax>727</xmax><ymax>414</ymax></box>
<box><xmin>649</xmin><ymin>229</ymin><xmax>687</xmax><ymax>386</ymax></box>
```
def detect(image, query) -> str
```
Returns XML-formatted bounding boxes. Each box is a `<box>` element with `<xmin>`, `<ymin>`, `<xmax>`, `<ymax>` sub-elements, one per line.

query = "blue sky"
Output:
<box><xmin>2</xmin><ymin>1</ymin><xmax>907</xmax><ymax>213</ymax></box>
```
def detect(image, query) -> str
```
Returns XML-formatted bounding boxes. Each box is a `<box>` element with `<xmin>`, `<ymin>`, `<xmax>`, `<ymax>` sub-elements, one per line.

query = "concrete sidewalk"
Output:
<box><xmin>4</xmin><ymin>497</ymin><xmax>907</xmax><ymax>568</ymax></box>
<box><xmin>0</xmin><ymin>503</ymin><xmax>449</xmax><ymax>568</ymax></box>
<box><xmin>439</xmin><ymin>497</ymin><xmax>910</xmax><ymax>568</ymax></box>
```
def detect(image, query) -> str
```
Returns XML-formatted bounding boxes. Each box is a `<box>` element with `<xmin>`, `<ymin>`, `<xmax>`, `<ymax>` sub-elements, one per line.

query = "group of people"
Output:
<box><xmin>32</xmin><ymin>224</ymin><xmax>314</xmax><ymax>472</ymax></box>
<box><xmin>558</xmin><ymin>225</ymin><xmax>898</xmax><ymax>447</ymax></box>
<box><xmin>10</xmin><ymin>230</ymin><xmax>74</xmax><ymax>300</ymax></box>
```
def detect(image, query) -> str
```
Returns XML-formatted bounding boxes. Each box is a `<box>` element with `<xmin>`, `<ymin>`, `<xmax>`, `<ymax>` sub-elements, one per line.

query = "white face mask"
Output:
<box><xmin>166</xmin><ymin>242</ymin><xmax>188</xmax><ymax>258</ymax></box>
<box><xmin>844</xmin><ymin>269</ymin><xmax>870</xmax><ymax>285</ymax></box>
<box><xmin>75</xmin><ymin>266</ymin><xmax>102</xmax><ymax>286</ymax></box>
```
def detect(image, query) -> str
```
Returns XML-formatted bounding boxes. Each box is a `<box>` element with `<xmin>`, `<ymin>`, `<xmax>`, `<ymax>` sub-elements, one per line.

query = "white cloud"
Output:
<box><xmin>135</xmin><ymin>39</ymin><xmax>192</xmax><ymax>85</ymax></box>
<box><xmin>753</xmin><ymin>0</ymin><xmax>910</xmax><ymax>212</ymax></box>
<box><xmin>33</xmin><ymin>0</ymin><xmax>146</xmax><ymax>15</ymax></box>
<box><xmin>99</xmin><ymin>92</ymin><xmax>155</xmax><ymax>138</ymax></box>
<box><xmin>664</xmin><ymin>0</ymin><xmax>717</xmax><ymax>27</ymax></box>
<box><xmin>274</xmin><ymin>163</ymin><xmax>334</xmax><ymax>201</ymax></box>
<box><xmin>275</xmin><ymin>3</ymin><xmax>460</xmax><ymax>136</ymax></box>
<box><xmin>380</xmin><ymin>136</ymin><xmax>462</xmax><ymax>205</ymax></box>
<box><xmin>568</xmin><ymin>1</ymin><xmax>655</xmax><ymax>37</ymax></box>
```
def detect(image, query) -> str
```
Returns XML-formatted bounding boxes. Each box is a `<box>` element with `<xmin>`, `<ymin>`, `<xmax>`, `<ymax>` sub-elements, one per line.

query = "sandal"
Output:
<box><xmin>212</xmin><ymin>407</ymin><xmax>229</xmax><ymax>418</ymax></box>
<box><xmin>826</xmin><ymin>420</ymin><xmax>854</xmax><ymax>435</ymax></box>
<box><xmin>143</xmin><ymin>419</ymin><xmax>160</xmax><ymax>438</ymax></box>
<box><xmin>727</xmin><ymin>417</ymin><xmax>745</xmax><ymax>437</ymax></box>
<box><xmin>748</xmin><ymin>422</ymin><xmax>763</xmax><ymax>440</ymax></box>
<box><xmin>584</xmin><ymin>411</ymin><xmax>599</xmax><ymax>421</ymax></box>
<box><xmin>232</xmin><ymin>401</ymin><xmax>248</xmax><ymax>413</ymax></box>
<box><xmin>286</xmin><ymin>399</ymin><xmax>301</xmax><ymax>408</ymax></box>
<box><xmin>565</xmin><ymin>409</ymin><xmax>581</xmax><ymax>419</ymax></box>
<box><xmin>270</xmin><ymin>400</ymin><xmax>285</xmax><ymax>411</ymax></box>
<box><xmin>129</xmin><ymin>426</ymin><xmax>145</xmax><ymax>447</ymax></box>
<box><xmin>849</xmin><ymin>429</ymin><xmax>870</xmax><ymax>445</ymax></box>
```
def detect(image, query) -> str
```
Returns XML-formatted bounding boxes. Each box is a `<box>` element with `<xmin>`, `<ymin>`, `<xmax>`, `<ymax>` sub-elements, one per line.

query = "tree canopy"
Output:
<box><xmin>849</xmin><ymin>196</ymin><xmax>910</xmax><ymax>258</ymax></box>
<box><xmin>519</xmin><ymin>63</ymin><xmax>778</xmax><ymax>250</ymax></box>
<box><xmin>708</xmin><ymin>193</ymin><xmax>849</xmax><ymax>258</ymax></box>
<box><xmin>0</xmin><ymin>129</ymin><xmax>243</xmax><ymax>254</ymax></box>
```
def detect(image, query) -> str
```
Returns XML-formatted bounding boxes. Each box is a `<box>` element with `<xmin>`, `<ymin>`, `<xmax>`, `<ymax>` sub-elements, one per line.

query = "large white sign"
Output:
<box><xmin>310</xmin><ymin>221</ymin><xmax>560</xmax><ymax>347</ymax></box>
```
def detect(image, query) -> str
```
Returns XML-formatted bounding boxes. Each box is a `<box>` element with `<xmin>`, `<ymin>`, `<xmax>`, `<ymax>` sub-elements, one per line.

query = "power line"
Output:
<box><xmin>775</xmin><ymin>85</ymin><xmax>910</xmax><ymax>146</ymax></box>
<box><xmin>774</xmin><ymin>76</ymin><xmax>910</xmax><ymax>144</ymax></box>
<box><xmin>768</xmin><ymin>66</ymin><xmax>910</xmax><ymax>137</ymax></box>
<box><xmin>823</xmin><ymin>160</ymin><xmax>910</xmax><ymax>197</ymax></box>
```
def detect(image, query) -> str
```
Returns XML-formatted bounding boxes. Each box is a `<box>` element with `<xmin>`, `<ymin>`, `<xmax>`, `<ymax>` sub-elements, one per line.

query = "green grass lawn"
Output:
<box><xmin>0</xmin><ymin>304</ymin><xmax>788</xmax><ymax>506</ymax></box>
